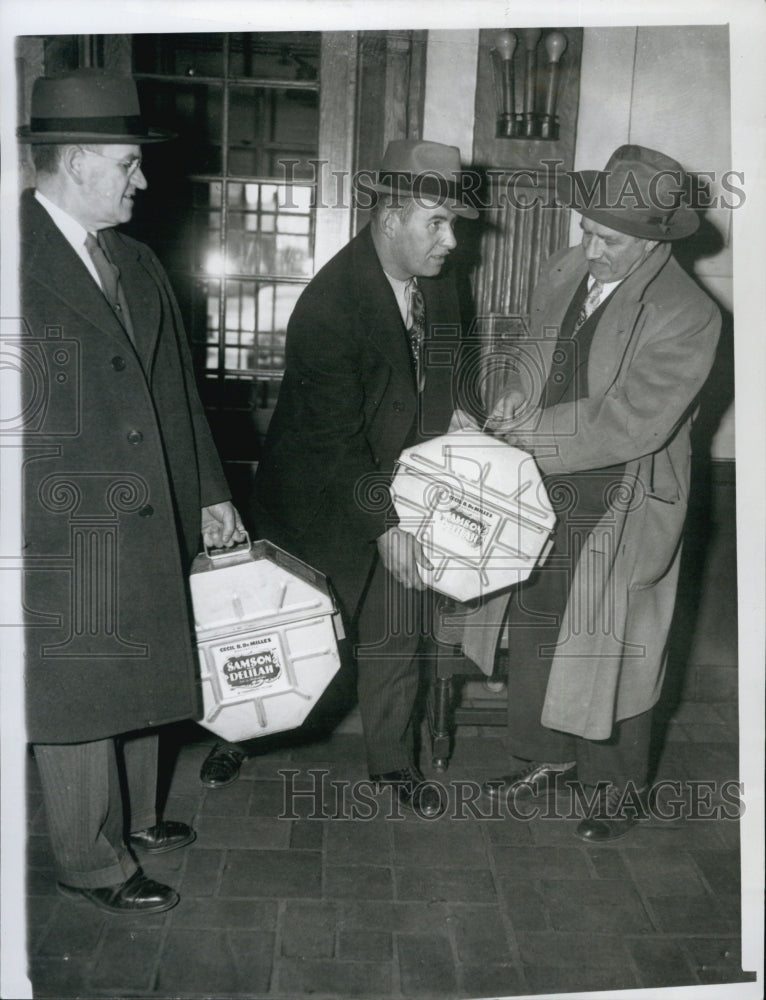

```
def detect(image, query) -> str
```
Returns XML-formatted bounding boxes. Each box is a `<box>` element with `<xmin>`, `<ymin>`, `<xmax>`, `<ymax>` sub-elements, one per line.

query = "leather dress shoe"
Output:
<box><xmin>482</xmin><ymin>760</ymin><xmax>577</xmax><ymax>803</ymax></box>
<box><xmin>576</xmin><ymin>783</ymin><xmax>648</xmax><ymax>843</ymax></box>
<box><xmin>199</xmin><ymin>743</ymin><xmax>247</xmax><ymax>788</ymax></box>
<box><xmin>200</xmin><ymin>743</ymin><xmax>246</xmax><ymax>788</ymax></box>
<box><xmin>129</xmin><ymin>821</ymin><xmax>196</xmax><ymax>854</ymax></box>
<box><xmin>371</xmin><ymin>767</ymin><xmax>445</xmax><ymax>818</ymax></box>
<box><xmin>58</xmin><ymin>868</ymin><xmax>179</xmax><ymax>915</ymax></box>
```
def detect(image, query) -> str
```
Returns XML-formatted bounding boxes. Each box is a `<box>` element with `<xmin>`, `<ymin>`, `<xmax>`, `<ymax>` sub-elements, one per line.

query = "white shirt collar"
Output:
<box><xmin>34</xmin><ymin>190</ymin><xmax>91</xmax><ymax>252</ymax></box>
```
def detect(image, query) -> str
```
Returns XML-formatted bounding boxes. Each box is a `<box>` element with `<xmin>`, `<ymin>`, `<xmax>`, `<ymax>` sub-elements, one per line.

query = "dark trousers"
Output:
<box><xmin>33</xmin><ymin>732</ymin><xmax>158</xmax><ymax>888</ymax></box>
<box><xmin>505</xmin><ymin>498</ymin><xmax>652</xmax><ymax>789</ymax></box>
<box><xmin>355</xmin><ymin>556</ymin><xmax>430</xmax><ymax>775</ymax></box>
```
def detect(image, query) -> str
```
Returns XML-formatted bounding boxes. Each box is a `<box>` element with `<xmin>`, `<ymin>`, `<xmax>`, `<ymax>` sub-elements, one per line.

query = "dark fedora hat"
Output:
<box><xmin>364</xmin><ymin>139</ymin><xmax>479</xmax><ymax>219</ymax></box>
<box><xmin>17</xmin><ymin>69</ymin><xmax>175</xmax><ymax>144</ymax></box>
<box><xmin>555</xmin><ymin>144</ymin><xmax>699</xmax><ymax>241</ymax></box>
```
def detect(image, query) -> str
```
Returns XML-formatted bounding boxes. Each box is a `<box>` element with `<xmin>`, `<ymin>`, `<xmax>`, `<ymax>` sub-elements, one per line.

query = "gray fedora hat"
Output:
<box><xmin>17</xmin><ymin>69</ymin><xmax>175</xmax><ymax>144</ymax></box>
<box><xmin>556</xmin><ymin>144</ymin><xmax>699</xmax><ymax>241</ymax></box>
<box><xmin>365</xmin><ymin>139</ymin><xmax>479</xmax><ymax>219</ymax></box>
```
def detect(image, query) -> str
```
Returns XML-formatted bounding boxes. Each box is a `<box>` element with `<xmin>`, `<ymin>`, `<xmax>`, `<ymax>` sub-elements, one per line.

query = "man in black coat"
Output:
<box><xmin>18</xmin><ymin>70</ymin><xmax>244</xmax><ymax>914</ymax></box>
<box><xmin>200</xmin><ymin>141</ymin><xmax>478</xmax><ymax>814</ymax></box>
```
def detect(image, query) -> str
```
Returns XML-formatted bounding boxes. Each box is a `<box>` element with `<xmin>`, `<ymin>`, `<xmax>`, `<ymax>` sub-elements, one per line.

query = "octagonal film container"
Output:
<box><xmin>189</xmin><ymin>538</ymin><xmax>343</xmax><ymax>742</ymax></box>
<box><xmin>390</xmin><ymin>431</ymin><xmax>556</xmax><ymax>602</ymax></box>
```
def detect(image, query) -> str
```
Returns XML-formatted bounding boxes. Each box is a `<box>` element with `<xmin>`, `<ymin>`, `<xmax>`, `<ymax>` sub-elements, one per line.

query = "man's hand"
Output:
<box><xmin>376</xmin><ymin>526</ymin><xmax>432</xmax><ymax>590</ymax></box>
<box><xmin>201</xmin><ymin>502</ymin><xmax>247</xmax><ymax>550</ymax></box>
<box><xmin>484</xmin><ymin>389</ymin><xmax>527</xmax><ymax>434</ymax></box>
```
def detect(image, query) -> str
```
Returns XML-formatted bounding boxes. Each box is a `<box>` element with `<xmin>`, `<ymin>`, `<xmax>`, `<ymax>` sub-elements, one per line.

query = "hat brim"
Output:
<box><xmin>365</xmin><ymin>180</ymin><xmax>478</xmax><ymax>219</ymax></box>
<box><xmin>17</xmin><ymin>126</ymin><xmax>176</xmax><ymax>145</ymax></box>
<box><xmin>555</xmin><ymin>169</ymin><xmax>699</xmax><ymax>241</ymax></box>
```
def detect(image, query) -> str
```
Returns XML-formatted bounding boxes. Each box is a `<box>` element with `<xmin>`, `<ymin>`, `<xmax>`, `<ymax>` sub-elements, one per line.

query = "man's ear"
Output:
<box><xmin>62</xmin><ymin>145</ymin><xmax>86</xmax><ymax>184</ymax></box>
<box><xmin>378</xmin><ymin>204</ymin><xmax>400</xmax><ymax>239</ymax></box>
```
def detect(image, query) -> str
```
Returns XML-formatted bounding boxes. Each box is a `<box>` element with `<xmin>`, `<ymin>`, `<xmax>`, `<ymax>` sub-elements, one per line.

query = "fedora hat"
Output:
<box><xmin>364</xmin><ymin>139</ymin><xmax>479</xmax><ymax>219</ymax></box>
<box><xmin>555</xmin><ymin>144</ymin><xmax>699</xmax><ymax>240</ymax></box>
<box><xmin>17</xmin><ymin>69</ymin><xmax>175</xmax><ymax>144</ymax></box>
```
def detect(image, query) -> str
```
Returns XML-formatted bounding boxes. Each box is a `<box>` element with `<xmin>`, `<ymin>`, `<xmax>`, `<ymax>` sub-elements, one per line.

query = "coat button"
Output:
<box><xmin>393</xmin><ymin>400</ymin><xmax>405</xmax><ymax>412</ymax></box>
<box><xmin>127</xmin><ymin>430</ymin><xmax>143</xmax><ymax>444</ymax></box>
<box><xmin>138</xmin><ymin>505</ymin><xmax>154</xmax><ymax>517</ymax></box>
<box><xmin>111</xmin><ymin>356</ymin><xmax>126</xmax><ymax>371</ymax></box>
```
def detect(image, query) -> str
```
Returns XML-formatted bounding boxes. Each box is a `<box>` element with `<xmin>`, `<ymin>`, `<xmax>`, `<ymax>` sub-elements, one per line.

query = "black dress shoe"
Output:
<box><xmin>482</xmin><ymin>760</ymin><xmax>577</xmax><ymax>803</ymax></box>
<box><xmin>58</xmin><ymin>868</ymin><xmax>179</xmax><ymax>914</ymax></box>
<box><xmin>575</xmin><ymin>783</ymin><xmax>648</xmax><ymax>843</ymax></box>
<box><xmin>200</xmin><ymin>743</ymin><xmax>246</xmax><ymax>788</ymax></box>
<box><xmin>129</xmin><ymin>821</ymin><xmax>196</xmax><ymax>854</ymax></box>
<box><xmin>370</xmin><ymin>767</ymin><xmax>445</xmax><ymax>818</ymax></box>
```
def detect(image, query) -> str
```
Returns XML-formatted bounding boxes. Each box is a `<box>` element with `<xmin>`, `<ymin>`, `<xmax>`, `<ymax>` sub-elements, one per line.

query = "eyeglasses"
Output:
<box><xmin>79</xmin><ymin>148</ymin><xmax>143</xmax><ymax>177</ymax></box>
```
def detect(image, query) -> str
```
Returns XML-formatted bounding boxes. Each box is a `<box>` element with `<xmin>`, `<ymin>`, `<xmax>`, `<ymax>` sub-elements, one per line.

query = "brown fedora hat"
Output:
<box><xmin>364</xmin><ymin>139</ymin><xmax>479</xmax><ymax>219</ymax></box>
<box><xmin>17</xmin><ymin>69</ymin><xmax>175</xmax><ymax>144</ymax></box>
<box><xmin>555</xmin><ymin>144</ymin><xmax>699</xmax><ymax>241</ymax></box>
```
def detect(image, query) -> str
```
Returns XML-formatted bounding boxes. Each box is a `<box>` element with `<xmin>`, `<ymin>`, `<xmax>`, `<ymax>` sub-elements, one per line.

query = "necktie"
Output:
<box><xmin>406</xmin><ymin>277</ymin><xmax>426</xmax><ymax>391</ymax></box>
<box><xmin>573</xmin><ymin>279</ymin><xmax>603</xmax><ymax>333</ymax></box>
<box><xmin>85</xmin><ymin>232</ymin><xmax>124</xmax><ymax>325</ymax></box>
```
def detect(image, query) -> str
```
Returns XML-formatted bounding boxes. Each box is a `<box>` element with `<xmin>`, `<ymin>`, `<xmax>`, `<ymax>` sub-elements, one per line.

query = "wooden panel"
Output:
<box><xmin>473</xmin><ymin>27</ymin><xmax>582</xmax><ymax>172</ymax></box>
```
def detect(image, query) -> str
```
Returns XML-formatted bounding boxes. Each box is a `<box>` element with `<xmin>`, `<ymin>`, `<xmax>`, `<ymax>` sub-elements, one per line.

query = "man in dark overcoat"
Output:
<box><xmin>199</xmin><ymin>141</ymin><xmax>478</xmax><ymax>814</ymax></box>
<box><xmin>18</xmin><ymin>70</ymin><xmax>244</xmax><ymax>913</ymax></box>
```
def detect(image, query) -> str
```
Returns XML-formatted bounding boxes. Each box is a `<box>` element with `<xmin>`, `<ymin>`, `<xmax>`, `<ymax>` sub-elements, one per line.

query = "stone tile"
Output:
<box><xmin>671</xmin><ymin>700</ymin><xmax>728</xmax><ymax>725</ymax></box>
<box><xmin>526</xmin><ymin>815</ymin><xmax>585</xmax><ymax>844</ymax></box>
<box><xmin>227</xmin><ymin>928</ymin><xmax>276</xmax><ymax>994</ymax></box>
<box><xmin>274</xmin><ymin>767</ymin><xmax>346</xmax><ymax>819</ymax></box>
<box><xmin>398</xmin><ymin>933</ymin><xmax>458</xmax><ymax>996</ymax></box>
<box><xmin>483</xmin><ymin>814</ymin><xmax>534</xmax><ymax>844</ymax></box>
<box><xmin>36</xmin><ymin>903</ymin><xmax>105</xmax><ymax>957</ymax></box>
<box><xmin>249</xmin><ymin>778</ymin><xmax>292</xmax><ymax>816</ymax></box>
<box><xmin>325</xmin><ymin>865</ymin><xmax>394</xmax><ymax>900</ymax></box>
<box><xmin>584</xmin><ymin>846</ymin><xmax>632</xmax><ymax>880</ymax></box>
<box><xmin>195</xmin><ymin>815</ymin><xmax>291</xmax><ymax>850</ymax></box>
<box><xmin>623</xmin><ymin>847</ymin><xmax>708</xmax><ymax>895</ymax></box>
<box><xmin>177</xmin><ymin>847</ymin><xmax>223</xmax><ymax>897</ymax></box>
<box><xmin>395</xmin><ymin>866</ymin><xmax>496</xmax><ymax>903</ymax></box>
<box><xmin>26</xmin><ymin>895</ymin><xmax>58</xmax><ymax>954</ymax></box>
<box><xmin>199</xmin><ymin>780</ymin><xmax>253</xmax><ymax>817</ymax></box>
<box><xmin>489</xmin><ymin>844</ymin><xmax>591</xmax><ymax>879</ymax></box>
<box><xmin>26</xmin><ymin>867</ymin><xmax>58</xmax><ymax>896</ymax></box>
<box><xmin>458</xmin><ymin>963</ymin><xmax>523</xmax><ymax>999</ymax></box>
<box><xmin>88</xmin><ymin>926</ymin><xmax>162</xmax><ymax>992</ymax></box>
<box><xmin>219</xmin><ymin>848</ymin><xmax>322</xmax><ymax>898</ymax></box>
<box><xmin>621</xmin><ymin>819</ymin><xmax>726</xmax><ymax>850</ymax></box>
<box><xmin>496</xmin><ymin>878</ymin><xmax>548</xmax><ymax>933</ymax></box>
<box><xmin>171</xmin><ymin>896</ymin><xmax>278</xmax><ymax>929</ymax></box>
<box><xmin>290</xmin><ymin>819</ymin><xmax>325</xmax><ymax>850</ymax></box>
<box><xmin>325</xmin><ymin>818</ymin><xmax>391</xmax><ymax>864</ymax></box>
<box><xmin>648</xmin><ymin>893</ymin><xmax>737</xmax><ymax>934</ymax></box>
<box><xmin>28</xmin><ymin>957</ymin><xmax>93</xmax><ymax>998</ymax></box>
<box><xmin>288</xmin><ymin>733</ymin><xmax>369</xmax><ymax>763</ymax></box>
<box><xmin>278</xmin><ymin>957</ymin><xmax>393</xmax><ymax>996</ymax></box>
<box><xmin>157</xmin><ymin>927</ymin><xmax>254</xmax><ymax>994</ymax></box>
<box><xmin>337</xmin><ymin>930</ymin><xmax>393</xmax><ymax>962</ymax></box>
<box><xmin>392</xmin><ymin>823</ymin><xmax>487</xmax><ymax>868</ymax></box>
<box><xmin>525</xmin><ymin>963</ymin><xmax>639</xmax><ymax>994</ymax></box>
<box><xmin>683</xmin><ymin>936</ymin><xmax>756</xmax><ymax>985</ymax></box>
<box><xmin>690</xmin><ymin>848</ymin><xmax>741</xmax><ymax>895</ymax></box>
<box><xmin>339</xmin><ymin>901</ymin><xmax>450</xmax><ymax>935</ymax></box>
<box><xmin>446</xmin><ymin>904</ymin><xmax>511</xmax><ymax>964</ymax></box>
<box><xmin>542</xmin><ymin>879</ymin><xmax>653</xmax><ymax>934</ymax></box>
<box><xmin>281</xmin><ymin>901</ymin><xmax>338</xmax><ymax>958</ymax></box>
<box><xmin>515</xmin><ymin>931</ymin><xmax>632</xmax><ymax>970</ymax></box>
<box><xmin>627</xmin><ymin>936</ymin><xmax>698</xmax><ymax>988</ymax></box>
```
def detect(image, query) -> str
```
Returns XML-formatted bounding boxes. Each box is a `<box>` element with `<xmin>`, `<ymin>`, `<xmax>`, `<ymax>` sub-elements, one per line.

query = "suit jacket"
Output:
<box><xmin>253</xmin><ymin>224</ymin><xmax>461</xmax><ymax>618</ymax></box>
<box><xmin>19</xmin><ymin>189</ymin><xmax>230</xmax><ymax>744</ymax></box>
<box><xmin>466</xmin><ymin>242</ymin><xmax>721</xmax><ymax>738</ymax></box>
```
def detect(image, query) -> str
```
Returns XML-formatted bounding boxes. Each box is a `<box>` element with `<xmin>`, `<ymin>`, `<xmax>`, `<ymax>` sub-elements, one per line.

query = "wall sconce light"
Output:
<box><xmin>490</xmin><ymin>28</ymin><xmax>568</xmax><ymax>140</ymax></box>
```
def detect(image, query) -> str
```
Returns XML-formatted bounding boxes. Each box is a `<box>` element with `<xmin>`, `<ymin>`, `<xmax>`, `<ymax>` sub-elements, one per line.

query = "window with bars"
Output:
<box><xmin>130</xmin><ymin>32</ymin><xmax>322</xmax><ymax>474</ymax></box>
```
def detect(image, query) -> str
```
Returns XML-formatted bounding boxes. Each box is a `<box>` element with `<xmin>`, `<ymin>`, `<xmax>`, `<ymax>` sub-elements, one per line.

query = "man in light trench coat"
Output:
<box><xmin>477</xmin><ymin>145</ymin><xmax>721</xmax><ymax>842</ymax></box>
<box><xmin>18</xmin><ymin>69</ymin><xmax>245</xmax><ymax>914</ymax></box>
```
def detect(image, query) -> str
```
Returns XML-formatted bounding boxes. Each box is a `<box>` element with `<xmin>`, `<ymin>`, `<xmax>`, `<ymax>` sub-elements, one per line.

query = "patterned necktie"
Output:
<box><xmin>406</xmin><ymin>277</ymin><xmax>426</xmax><ymax>391</ymax></box>
<box><xmin>574</xmin><ymin>279</ymin><xmax>603</xmax><ymax>333</ymax></box>
<box><xmin>85</xmin><ymin>232</ymin><xmax>124</xmax><ymax>325</ymax></box>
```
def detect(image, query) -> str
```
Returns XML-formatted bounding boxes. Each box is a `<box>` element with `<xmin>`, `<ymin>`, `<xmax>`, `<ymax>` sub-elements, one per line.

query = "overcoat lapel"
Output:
<box><xmin>351</xmin><ymin>228</ymin><xmax>415</xmax><ymax>387</ymax></box>
<box><xmin>104</xmin><ymin>229</ymin><xmax>164</xmax><ymax>376</ymax></box>
<box><xmin>21</xmin><ymin>193</ymin><xmax>140</xmax><ymax>360</ymax></box>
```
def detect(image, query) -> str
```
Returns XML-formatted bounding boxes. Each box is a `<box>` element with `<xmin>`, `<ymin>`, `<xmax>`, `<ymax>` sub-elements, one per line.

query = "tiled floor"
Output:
<box><xmin>23</xmin><ymin>689</ymin><xmax>758</xmax><ymax>999</ymax></box>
